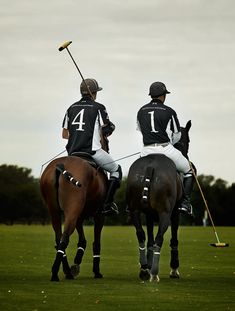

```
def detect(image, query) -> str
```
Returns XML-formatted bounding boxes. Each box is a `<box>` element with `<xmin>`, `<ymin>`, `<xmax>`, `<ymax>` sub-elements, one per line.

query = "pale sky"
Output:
<box><xmin>1</xmin><ymin>0</ymin><xmax>235</xmax><ymax>183</ymax></box>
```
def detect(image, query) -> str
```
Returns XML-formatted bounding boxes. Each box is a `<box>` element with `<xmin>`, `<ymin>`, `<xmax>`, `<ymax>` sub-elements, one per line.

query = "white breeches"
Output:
<box><xmin>92</xmin><ymin>148</ymin><xmax>120</xmax><ymax>179</ymax></box>
<box><xmin>141</xmin><ymin>144</ymin><xmax>191</xmax><ymax>176</ymax></box>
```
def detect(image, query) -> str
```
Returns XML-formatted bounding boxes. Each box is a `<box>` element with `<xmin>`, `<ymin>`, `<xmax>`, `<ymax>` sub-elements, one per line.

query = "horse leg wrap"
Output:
<box><xmin>58</xmin><ymin>232</ymin><xmax>69</xmax><ymax>252</ymax></box>
<box><xmin>51</xmin><ymin>250</ymin><xmax>64</xmax><ymax>281</ymax></box>
<box><xmin>74</xmin><ymin>246</ymin><xmax>85</xmax><ymax>265</ymax></box>
<box><xmin>62</xmin><ymin>253</ymin><xmax>73</xmax><ymax>279</ymax></box>
<box><xmin>147</xmin><ymin>246</ymin><xmax>154</xmax><ymax>269</ymax></box>
<box><xmin>139</xmin><ymin>242</ymin><xmax>147</xmax><ymax>268</ymax></box>
<box><xmin>93</xmin><ymin>255</ymin><xmax>103</xmax><ymax>278</ymax></box>
<box><xmin>93</xmin><ymin>255</ymin><xmax>100</xmax><ymax>267</ymax></box>
<box><xmin>170</xmin><ymin>249</ymin><xmax>179</xmax><ymax>269</ymax></box>
<box><xmin>150</xmin><ymin>245</ymin><xmax>161</xmax><ymax>276</ymax></box>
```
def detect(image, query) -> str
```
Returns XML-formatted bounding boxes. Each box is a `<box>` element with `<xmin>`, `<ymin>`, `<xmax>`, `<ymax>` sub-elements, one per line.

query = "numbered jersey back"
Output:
<box><xmin>137</xmin><ymin>99</ymin><xmax>180</xmax><ymax>145</ymax></box>
<box><xmin>62</xmin><ymin>98</ymin><xmax>109</xmax><ymax>154</ymax></box>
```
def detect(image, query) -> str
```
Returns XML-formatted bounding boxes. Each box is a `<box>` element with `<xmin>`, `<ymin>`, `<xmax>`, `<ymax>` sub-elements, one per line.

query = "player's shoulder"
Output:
<box><xmin>163</xmin><ymin>103</ymin><xmax>177</xmax><ymax>115</ymax></box>
<box><xmin>138</xmin><ymin>102</ymin><xmax>151</xmax><ymax>112</ymax></box>
<box><xmin>65</xmin><ymin>101</ymin><xmax>79</xmax><ymax>113</ymax></box>
<box><xmin>93</xmin><ymin>100</ymin><xmax>106</xmax><ymax>110</ymax></box>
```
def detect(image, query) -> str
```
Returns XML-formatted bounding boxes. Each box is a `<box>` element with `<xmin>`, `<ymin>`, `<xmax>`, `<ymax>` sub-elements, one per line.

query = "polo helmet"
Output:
<box><xmin>149</xmin><ymin>82</ymin><xmax>170</xmax><ymax>97</ymax></box>
<box><xmin>80</xmin><ymin>78</ymin><xmax>102</xmax><ymax>95</ymax></box>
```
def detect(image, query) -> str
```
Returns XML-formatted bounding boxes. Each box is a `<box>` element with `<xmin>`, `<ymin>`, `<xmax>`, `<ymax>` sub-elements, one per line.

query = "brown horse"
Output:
<box><xmin>126</xmin><ymin>121</ymin><xmax>192</xmax><ymax>282</ymax></box>
<box><xmin>40</xmin><ymin>154</ymin><xmax>107</xmax><ymax>281</ymax></box>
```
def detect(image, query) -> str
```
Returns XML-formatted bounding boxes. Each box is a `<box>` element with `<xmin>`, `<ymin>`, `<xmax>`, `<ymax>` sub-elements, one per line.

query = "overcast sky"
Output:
<box><xmin>1</xmin><ymin>0</ymin><xmax>235</xmax><ymax>183</ymax></box>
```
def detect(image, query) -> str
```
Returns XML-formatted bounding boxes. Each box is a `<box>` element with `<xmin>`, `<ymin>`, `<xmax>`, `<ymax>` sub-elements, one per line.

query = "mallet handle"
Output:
<box><xmin>189</xmin><ymin>161</ymin><xmax>220</xmax><ymax>244</ymax></box>
<box><xmin>59</xmin><ymin>41</ymin><xmax>94</xmax><ymax>100</ymax></box>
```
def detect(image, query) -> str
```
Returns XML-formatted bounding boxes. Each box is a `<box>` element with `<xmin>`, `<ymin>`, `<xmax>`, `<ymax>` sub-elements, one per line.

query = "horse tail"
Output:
<box><xmin>56</xmin><ymin>163</ymin><xmax>82</xmax><ymax>187</ymax></box>
<box><xmin>142</xmin><ymin>166</ymin><xmax>154</xmax><ymax>203</ymax></box>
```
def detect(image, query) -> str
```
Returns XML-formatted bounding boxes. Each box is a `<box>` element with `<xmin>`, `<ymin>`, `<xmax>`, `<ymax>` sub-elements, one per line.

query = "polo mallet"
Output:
<box><xmin>58</xmin><ymin>41</ymin><xmax>94</xmax><ymax>99</ymax></box>
<box><xmin>189</xmin><ymin>162</ymin><xmax>229</xmax><ymax>247</ymax></box>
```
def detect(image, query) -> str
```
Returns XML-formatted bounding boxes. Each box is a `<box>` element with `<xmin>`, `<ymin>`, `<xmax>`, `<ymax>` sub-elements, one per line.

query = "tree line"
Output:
<box><xmin>0</xmin><ymin>164</ymin><xmax>234</xmax><ymax>226</ymax></box>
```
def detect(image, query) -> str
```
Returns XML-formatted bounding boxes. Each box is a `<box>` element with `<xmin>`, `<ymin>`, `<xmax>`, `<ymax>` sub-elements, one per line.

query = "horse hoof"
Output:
<box><xmin>70</xmin><ymin>264</ymin><xmax>80</xmax><ymax>278</ymax></box>
<box><xmin>149</xmin><ymin>274</ymin><xmax>160</xmax><ymax>283</ymax></box>
<box><xmin>94</xmin><ymin>273</ymin><xmax>103</xmax><ymax>279</ymax></box>
<box><xmin>51</xmin><ymin>275</ymin><xmax>59</xmax><ymax>282</ymax></box>
<box><xmin>139</xmin><ymin>268</ymin><xmax>150</xmax><ymax>281</ymax></box>
<box><xmin>170</xmin><ymin>269</ymin><xmax>180</xmax><ymax>278</ymax></box>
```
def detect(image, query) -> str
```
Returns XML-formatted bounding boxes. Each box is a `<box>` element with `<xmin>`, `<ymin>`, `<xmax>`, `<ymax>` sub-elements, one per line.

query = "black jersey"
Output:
<box><xmin>137</xmin><ymin>99</ymin><xmax>181</xmax><ymax>145</ymax></box>
<box><xmin>62</xmin><ymin>96</ymin><xmax>115</xmax><ymax>155</ymax></box>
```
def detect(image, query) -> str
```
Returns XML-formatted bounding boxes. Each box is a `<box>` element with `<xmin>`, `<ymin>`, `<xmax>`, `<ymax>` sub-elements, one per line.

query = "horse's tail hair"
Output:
<box><xmin>56</xmin><ymin>163</ymin><xmax>82</xmax><ymax>187</ymax></box>
<box><xmin>142</xmin><ymin>166</ymin><xmax>154</xmax><ymax>203</ymax></box>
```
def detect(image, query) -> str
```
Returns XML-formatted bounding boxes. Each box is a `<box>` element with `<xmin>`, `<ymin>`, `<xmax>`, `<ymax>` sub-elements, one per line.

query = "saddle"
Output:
<box><xmin>70</xmin><ymin>152</ymin><xmax>98</xmax><ymax>169</ymax></box>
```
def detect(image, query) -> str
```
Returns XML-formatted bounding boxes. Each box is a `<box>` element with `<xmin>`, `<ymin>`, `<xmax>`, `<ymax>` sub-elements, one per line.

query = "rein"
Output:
<box><xmin>40</xmin><ymin>150</ymin><xmax>140</xmax><ymax>177</ymax></box>
<box><xmin>40</xmin><ymin>149</ymin><xmax>66</xmax><ymax>177</ymax></box>
<box><xmin>103</xmin><ymin>152</ymin><xmax>140</xmax><ymax>166</ymax></box>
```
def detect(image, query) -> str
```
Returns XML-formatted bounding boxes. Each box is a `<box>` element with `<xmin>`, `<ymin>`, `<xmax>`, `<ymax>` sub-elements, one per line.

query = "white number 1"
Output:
<box><xmin>148</xmin><ymin>111</ymin><xmax>158</xmax><ymax>133</ymax></box>
<box><xmin>72</xmin><ymin>109</ymin><xmax>85</xmax><ymax>131</ymax></box>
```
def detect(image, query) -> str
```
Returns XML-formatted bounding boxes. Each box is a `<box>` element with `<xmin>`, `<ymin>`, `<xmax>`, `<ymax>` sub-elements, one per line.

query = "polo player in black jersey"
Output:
<box><xmin>137</xmin><ymin>81</ymin><xmax>194</xmax><ymax>216</ymax></box>
<box><xmin>62</xmin><ymin>78</ymin><xmax>122</xmax><ymax>215</ymax></box>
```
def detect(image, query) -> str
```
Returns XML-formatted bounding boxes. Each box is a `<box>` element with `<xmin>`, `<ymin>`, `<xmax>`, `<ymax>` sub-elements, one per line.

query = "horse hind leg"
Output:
<box><xmin>169</xmin><ymin>247</ymin><xmax>180</xmax><ymax>279</ymax></box>
<box><xmin>52</xmin><ymin>245</ymin><xmax>73</xmax><ymax>280</ymax></box>
<box><xmin>146</xmin><ymin>213</ymin><xmax>154</xmax><ymax>269</ymax></box>
<box><xmin>138</xmin><ymin>241</ymin><xmax>151</xmax><ymax>281</ymax></box>
<box><xmin>51</xmin><ymin>231</ymin><xmax>73</xmax><ymax>281</ymax></box>
<box><xmin>92</xmin><ymin>214</ymin><xmax>105</xmax><ymax>279</ymax></box>
<box><xmin>52</xmin><ymin>216</ymin><xmax>73</xmax><ymax>280</ymax></box>
<box><xmin>70</xmin><ymin>242</ymin><xmax>86</xmax><ymax>278</ymax></box>
<box><xmin>170</xmin><ymin>208</ymin><xmax>180</xmax><ymax>279</ymax></box>
<box><xmin>132</xmin><ymin>211</ymin><xmax>150</xmax><ymax>281</ymax></box>
<box><xmin>49</xmin><ymin>208</ymin><xmax>64</xmax><ymax>281</ymax></box>
<box><xmin>70</xmin><ymin>220</ymin><xmax>87</xmax><ymax>278</ymax></box>
<box><xmin>62</xmin><ymin>252</ymin><xmax>74</xmax><ymax>279</ymax></box>
<box><xmin>52</xmin><ymin>215</ymin><xmax>79</xmax><ymax>281</ymax></box>
<box><xmin>149</xmin><ymin>244</ymin><xmax>161</xmax><ymax>283</ymax></box>
<box><xmin>150</xmin><ymin>212</ymin><xmax>171</xmax><ymax>282</ymax></box>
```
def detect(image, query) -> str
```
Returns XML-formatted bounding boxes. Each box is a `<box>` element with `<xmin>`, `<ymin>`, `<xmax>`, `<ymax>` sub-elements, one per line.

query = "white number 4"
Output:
<box><xmin>72</xmin><ymin>109</ymin><xmax>85</xmax><ymax>131</ymax></box>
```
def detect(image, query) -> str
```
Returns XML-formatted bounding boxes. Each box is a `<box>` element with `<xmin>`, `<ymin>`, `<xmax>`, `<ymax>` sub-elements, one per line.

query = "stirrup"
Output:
<box><xmin>102</xmin><ymin>202</ymin><xmax>119</xmax><ymax>215</ymax></box>
<box><xmin>178</xmin><ymin>204</ymin><xmax>193</xmax><ymax>217</ymax></box>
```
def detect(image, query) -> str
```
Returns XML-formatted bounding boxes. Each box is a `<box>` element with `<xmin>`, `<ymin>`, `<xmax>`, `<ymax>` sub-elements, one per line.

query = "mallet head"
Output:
<box><xmin>210</xmin><ymin>242</ymin><xmax>229</xmax><ymax>247</ymax></box>
<box><xmin>58</xmin><ymin>41</ymin><xmax>72</xmax><ymax>51</ymax></box>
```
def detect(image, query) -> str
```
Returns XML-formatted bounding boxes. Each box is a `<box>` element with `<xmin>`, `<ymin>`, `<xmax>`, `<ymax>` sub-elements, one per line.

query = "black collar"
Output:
<box><xmin>150</xmin><ymin>98</ymin><xmax>164</xmax><ymax>104</ymax></box>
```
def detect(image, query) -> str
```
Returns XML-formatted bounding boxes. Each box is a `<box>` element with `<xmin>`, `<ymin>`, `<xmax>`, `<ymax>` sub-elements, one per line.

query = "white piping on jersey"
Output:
<box><xmin>136</xmin><ymin>120</ymin><xmax>141</xmax><ymax>131</ymax></box>
<box><xmin>63</xmin><ymin>112</ymin><xmax>69</xmax><ymax>129</ymax></box>
<box><xmin>171</xmin><ymin>115</ymin><xmax>181</xmax><ymax>144</ymax></box>
<box><xmin>92</xmin><ymin>114</ymin><xmax>102</xmax><ymax>151</ymax></box>
<box><xmin>171</xmin><ymin>115</ymin><xmax>178</xmax><ymax>133</ymax></box>
<box><xmin>98</xmin><ymin>110</ymin><xmax>104</xmax><ymax>127</ymax></box>
<box><xmin>166</xmin><ymin>117</ymin><xmax>181</xmax><ymax>145</ymax></box>
<box><xmin>166</xmin><ymin>119</ymin><xmax>172</xmax><ymax>143</ymax></box>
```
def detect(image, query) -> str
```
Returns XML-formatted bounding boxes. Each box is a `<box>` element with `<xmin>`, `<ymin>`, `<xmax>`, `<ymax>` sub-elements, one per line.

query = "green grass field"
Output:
<box><xmin>0</xmin><ymin>225</ymin><xmax>234</xmax><ymax>311</ymax></box>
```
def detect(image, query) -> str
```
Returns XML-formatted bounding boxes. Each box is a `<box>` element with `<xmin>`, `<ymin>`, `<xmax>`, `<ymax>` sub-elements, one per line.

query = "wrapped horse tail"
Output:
<box><xmin>142</xmin><ymin>167</ymin><xmax>154</xmax><ymax>203</ymax></box>
<box><xmin>56</xmin><ymin>163</ymin><xmax>82</xmax><ymax>187</ymax></box>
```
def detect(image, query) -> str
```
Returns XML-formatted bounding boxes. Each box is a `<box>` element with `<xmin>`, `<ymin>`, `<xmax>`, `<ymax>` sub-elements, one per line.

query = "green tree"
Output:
<box><xmin>1</xmin><ymin>163</ymin><xmax>234</xmax><ymax>226</ymax></box>
<box><xmin>190</xmin><ymin>175</ymin><xmax>234</xmax><ymax>226</ymax></box>
<box><xmin>0</xmin><ymin>165</ymin><xmax>48</xmax><ymax>224</ymax></box>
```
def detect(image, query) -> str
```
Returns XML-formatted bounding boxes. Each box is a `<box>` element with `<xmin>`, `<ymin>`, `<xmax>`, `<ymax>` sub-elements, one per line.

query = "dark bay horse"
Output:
<box><xmin>126</xmin><ymin>121</ymin><xmax>191</xmax><ymax>282</ymax></box>
<box><xmin>40</xmin><ymin>155</ymin><xmax>107</xmax><ymax>281</ymax></box>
